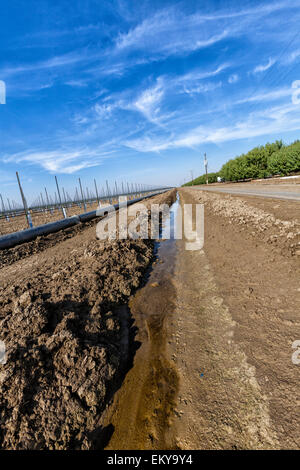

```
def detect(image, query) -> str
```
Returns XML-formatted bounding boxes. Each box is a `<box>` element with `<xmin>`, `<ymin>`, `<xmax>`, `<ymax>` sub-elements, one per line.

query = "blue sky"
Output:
<box><xmin>1</xmin><ymin>0</ymin><xmax>300</xmax><ymax>203</ymax></box>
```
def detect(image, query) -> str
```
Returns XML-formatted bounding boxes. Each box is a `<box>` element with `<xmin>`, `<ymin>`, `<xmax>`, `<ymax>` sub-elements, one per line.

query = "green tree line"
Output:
<box><xmin>183</xmin><ymin>172</ymin><xmax>219</xmax><ymax>186</ymax></box>
<box><xmin>182</xmin><ymin>139</ymin><xmax>300</xmax><ymax>185</ymax></box>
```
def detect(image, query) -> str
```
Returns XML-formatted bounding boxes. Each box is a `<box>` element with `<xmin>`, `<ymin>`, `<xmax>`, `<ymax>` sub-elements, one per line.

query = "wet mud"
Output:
<box><xmin>104</xmin><ymin>197</ymin><xmax>181</xmax><ymax>450</ymax></box>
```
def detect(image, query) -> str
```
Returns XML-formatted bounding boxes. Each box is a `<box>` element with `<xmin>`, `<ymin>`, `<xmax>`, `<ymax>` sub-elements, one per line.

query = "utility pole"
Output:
<box><xmin>190</xmin><ymin>170</ymin><xmax>194</xmax><ymax>186</ymax></box>
<box><xmin>204</xmin><ymin>153</ymin><xmax>208</xmax><ymax>185</ymax></box>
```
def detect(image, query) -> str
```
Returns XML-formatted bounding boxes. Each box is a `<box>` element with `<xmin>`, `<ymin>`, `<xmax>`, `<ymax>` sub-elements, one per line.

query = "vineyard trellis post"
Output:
<box><xmin>78</xmin><ymin>178</ymin><xmax>87</xmax><ymax>212</ymax></box>
<box><xmin>16</xmin><ymin>171</ymin><xmax>33</xmax><ymax>228</ymax></box>
<box><xmin>94</xmin><ymin>179</ymin><xmax>99</xmax><ymax>205</ymax></box>
<box><xmin>55</xmin><ymin>176</ymin><xmax>67</xmax><ymax>218</ymax></box>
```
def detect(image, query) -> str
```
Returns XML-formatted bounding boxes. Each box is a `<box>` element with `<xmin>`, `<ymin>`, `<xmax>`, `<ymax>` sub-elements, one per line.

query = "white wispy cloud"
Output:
<box><xmin>133</xmin><ymin>82</ymin><xmax>164</xmax><ymax>123</ymax></box>
<box><xmin>115</xmin><ymin>9</ymin><xmax>229</xmax><ymax>57</ymax></box>
<box><xmin>198</xmin><ymin>1</ymin><xmax>298</xmax><ymax>20</ymax></box>
<box><xmin>65</xmin><ymin>79</ymin><xmax>88</xmax><ymax>87</ymax></box>
<box><xmin>77</xmin><ymin>64</ymin><xmax>227</xmax><ymax>128</ymax></box>
<box><xmin>123</xmin><ymin>135</ymin><xmax>173</xmax><ymax>153</ymax></box>
<box><xmin>181</xmin><ymin>81</ymin><xmax>222</xmax><ymax>95</ymax></box>
<box><xmin>175</xmin><ymin>64</ymin><xmax>230</xmax><ymax>84</ymax></box>
<box><xmin>0</xmin><ymin>51</ymin><xmax>94</xmax><ymax>77</ymax></box>
<box><xmin>72</xmin><ymin>114</ymin><xmax>89</xmax><ymax>125</ymax></box>
<box><xmin>3</xmin><ymin>148</ymin><xmax>115</xmax><ymax>174</ymax></box>
<box><xmin>3</xmin><ymin>2</ymin><xmax>299</xmax><ymax>91</ymax></box>
<box><xmin>124</xmin><ymin>99</ymin><xmax>300</xmax><ymax>152</ymax></box>
<box><xmin>94</xmin><ymin>102</ymin><xmax>117</xmax><ymax>119</ymax></box>
<box><xmin>228</xmin><ymin>74</ymin><xmax>239</xmax><ymax>84</ymax></box>
<box><xmin>8</xmin><ymin>79</ymin><xmax>54</xmax><ymax>95</ymax></box>
<box><xmin>286</xmin><ymin>48</ymin><xmax>300</xmax><ymax>64</ymax></box>
<box><xmin>253</xmin><ymin>58</ymin><xmax>275</xmax><ymax>74</ymax></box>
<box><xmin>114</xmin><ymin>2</ymin><xmax>298</xmax><ymax>60</ymax></box>
<box><xmin>171</xmin><ymin>64</ymin><xmax>229</xmax><ymax>95</ymax></box>
<box><xmin>236</xmin><ymin>87</ymin><xmax>292</xmax><ymax>104</ymax></box>
<box><xmin>22</xmin><ymin>23</ymin><xmax>103</xmax><ymax>41</ymax></box>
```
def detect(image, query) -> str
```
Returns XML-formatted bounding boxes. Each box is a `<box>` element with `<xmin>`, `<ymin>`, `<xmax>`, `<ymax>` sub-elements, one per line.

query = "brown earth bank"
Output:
<box><xmin>0</xmin><ymin>217</ymin><xmax>100</xmax><ymax>269</ymax></box>
<box><xmin>0</xmin><ymin>189</ymin><xmax>176</xmax><ymax>450</ymax></box>
<box><xmin>0</xmin><ymin>194</ymin><xmax>156</xmax><ymax>268</ymax></box>
<box><xmin>170</xmin><ymin>188</ymin><xmax>299</xmax><ymax>449</ymax></box>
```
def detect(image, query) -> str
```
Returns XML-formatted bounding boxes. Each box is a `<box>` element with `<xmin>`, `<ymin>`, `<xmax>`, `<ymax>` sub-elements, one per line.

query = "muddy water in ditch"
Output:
<box><xmin>104</xmin><ymin>195</ymin><xmax>181</xmax><ymax>450</ymax></box>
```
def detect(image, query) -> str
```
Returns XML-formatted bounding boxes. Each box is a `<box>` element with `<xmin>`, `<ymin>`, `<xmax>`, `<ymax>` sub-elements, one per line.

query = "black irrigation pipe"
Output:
<box><xmin>0</xmin><ymin>189</ymin><xmax>168</xmax><ymax>220</ymax></box>
<box><xmin>0</xmin><ymin>190</ymin><xmax>171</xmax><ymax>250</ymax></box>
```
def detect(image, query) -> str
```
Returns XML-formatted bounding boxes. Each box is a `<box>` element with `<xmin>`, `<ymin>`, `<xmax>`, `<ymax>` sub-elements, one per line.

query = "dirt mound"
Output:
<box><xmin>0</xmin><ymin>191</ymin><xmax>177</xmax><ymax>269</ymax></box>
<box><xmin>184</xmin><ymin>188</ymin><xmax>300</xmax><ymax>257</ymax></box>
<box><xmin>0</xmin><ymin>218</ymin><xmax>99</xmax><ymax>269</ymax></box>
<box><xmin>0</xmin><ymin>238</ymin><xmax>154</xmax><ymax>449</ymax></box>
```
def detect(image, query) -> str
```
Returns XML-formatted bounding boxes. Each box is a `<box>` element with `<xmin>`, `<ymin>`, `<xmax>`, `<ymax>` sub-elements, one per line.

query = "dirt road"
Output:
<box><xmin>190</xmin><ymin>182</ymin><xmax>300</xmax><ymax>201</ymax></box>
<box><xmin>169</xmin><ymin>188</ymin><xmax>299</xmax><ymax>449</ymax></box>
